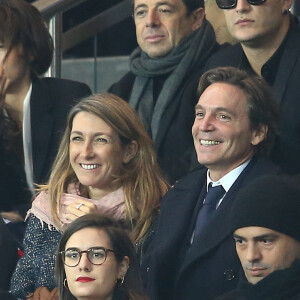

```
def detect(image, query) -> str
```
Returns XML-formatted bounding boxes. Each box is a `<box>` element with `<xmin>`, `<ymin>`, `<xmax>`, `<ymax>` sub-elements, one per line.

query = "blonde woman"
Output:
<box><xmin>10</xmin><ymin>93</ymin><xmax>168</xmax><ymax>299</ymax></box>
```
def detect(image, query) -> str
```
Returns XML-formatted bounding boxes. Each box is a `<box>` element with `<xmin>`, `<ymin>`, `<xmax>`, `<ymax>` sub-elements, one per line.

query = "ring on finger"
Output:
<box><xmin>76</xmin><ymin>203</ymin><xmax>84</xmax><ymax>210</ymax></box>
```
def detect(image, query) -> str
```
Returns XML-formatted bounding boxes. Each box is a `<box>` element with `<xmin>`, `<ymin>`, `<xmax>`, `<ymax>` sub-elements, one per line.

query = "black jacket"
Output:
<box><xmin>144</xmin><ymin>157</ymin><xmax>281</xmax><ymax>300</ymax></box>
<box><xmin>0</xmin><ymin>217</ymin><xmax>18</xmax><ymax>291</ymax></box>
<box><xmin>108</xmin><ymin>42</ymin><xmax>219</xmax><ymax>184</ymax></box>
<box><xmin>217</xmin><ymin>260</ymin><xmax>300</xmax><ymax>300</ymax></box>
<box><xmin>0</xmin><ymin>77</ymin><xmax>91</xmax><ymax>216</ymax></box>
<box><xmin>206</xmin><ymin>20</ymin><xmax>300</xmax><ymax>176</ymax></box>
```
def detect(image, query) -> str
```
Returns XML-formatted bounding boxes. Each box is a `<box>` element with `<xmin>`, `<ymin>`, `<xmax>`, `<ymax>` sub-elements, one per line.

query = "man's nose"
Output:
<box><xmin>235</xmin><ymin>0</ymin><xmax>252</xmax><ymax>12</ymax></box>
<box><xmin>146</xmin><ymin>9</ymin><xmax>160</xmax><ymax>27</ymax></box>
<box><xmin>246</xmin><ymin>243</ymin><xmax>262</xmax><ymax>262</ymax></box>
<box><xmin>199</xmin><ymin>114</ymin><xmax>215</xmax><ymax>132</ymax></box>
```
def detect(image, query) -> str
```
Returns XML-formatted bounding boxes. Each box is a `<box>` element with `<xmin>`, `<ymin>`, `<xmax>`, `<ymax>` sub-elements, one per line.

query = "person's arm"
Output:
<box><xmin>10</xmin><ymin>214</ymin><xmax>61</xmax><ymax>299</ymax></box>
<box><xmin>10</xmin><ymin>215</ymin><xmax>38</xmax><ymax>298</ymax></box>
<box><xmin>0</xmin><ymin>217</ymin><xmax>18</xmax><ymax>290</ymax></box>
<box><xmin>1</xmin><ymin>212</ymin><xmax>23</xmax><ymax>223</ymax></box>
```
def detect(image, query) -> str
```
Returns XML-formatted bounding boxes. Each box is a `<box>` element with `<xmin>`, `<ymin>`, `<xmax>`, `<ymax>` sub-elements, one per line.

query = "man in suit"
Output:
<box><xmin>206</xmin><ymin>0</ymin><xmax>300</xmax><ymax>176</ymax></box>
<box><xmin>109</xmin><ymin>0</ymin><xmax>219</xmax><ymax>184</ymax></box>
<box><xmin>218</xmin><ymin>175</ymin><xmax>300</xmax><ymax>300</ymax></box>
<box><xmin>144</xmin><ymin>67</ymin><xmax>281</xmax><ymax>300</ymax></box>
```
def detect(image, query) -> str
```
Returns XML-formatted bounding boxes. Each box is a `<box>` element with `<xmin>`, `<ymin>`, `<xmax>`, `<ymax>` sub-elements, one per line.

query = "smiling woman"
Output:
<box><xmin>10</xmin><ymin>93</ymin><xmax>168</xmax><ymax>299</ymax></box>
<box><xmin>69</xmin><ymin>111</ymin><xmax>132</xmax><ymax>197</ymax></box>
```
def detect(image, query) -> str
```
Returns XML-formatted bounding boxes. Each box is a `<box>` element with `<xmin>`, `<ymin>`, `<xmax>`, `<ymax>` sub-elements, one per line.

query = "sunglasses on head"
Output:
<box><xmin>216</xmin><ymin>0</ymin><xmax>266</xmax><ymax>9</ymax></box>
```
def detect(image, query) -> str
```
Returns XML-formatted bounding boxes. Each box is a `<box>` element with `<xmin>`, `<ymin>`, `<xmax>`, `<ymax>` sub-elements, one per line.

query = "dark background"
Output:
<box><xmin>29</xmin><ymin>0</ymin><xmax>138</xmax><ymax>58</ymax></box>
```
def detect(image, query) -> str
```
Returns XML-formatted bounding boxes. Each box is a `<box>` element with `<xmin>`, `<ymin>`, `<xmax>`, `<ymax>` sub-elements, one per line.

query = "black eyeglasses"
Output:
<box><xmin>60</xmin><ymin>247</ymin><xmax>117</xmax><ymax>267</ymax></box>
<box><xmin>216</xmin><ymin>0</ymin><xmax>266</xmax><ymax>9</ymax></box>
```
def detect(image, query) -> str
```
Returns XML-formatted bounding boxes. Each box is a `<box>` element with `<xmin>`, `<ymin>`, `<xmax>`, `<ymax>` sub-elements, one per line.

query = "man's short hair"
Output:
<box><xmin>182</xmin><ymin>0</ymin><xmax>204</xmax><ymax>12</ymax></box>
<box><xmin>198</xmin><ymin>67</ymin><xmax>279</xmax><ymax>156</ymax></box>
<box><xmin>132</xmin><ymin>0</ymin><xmax>204</xmax><ymax>14</ymax></box>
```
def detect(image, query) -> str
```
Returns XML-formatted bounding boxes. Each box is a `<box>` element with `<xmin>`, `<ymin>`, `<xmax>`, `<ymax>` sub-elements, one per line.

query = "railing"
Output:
<box><xmin>33</xmin><ymin>0</ymin><xmax>132</xmax><ymax>78</ymax></box>
<box><xmin>33</xmin><ymin>0</ymin><xmax>300</xmax><ymax>80</ymax></box>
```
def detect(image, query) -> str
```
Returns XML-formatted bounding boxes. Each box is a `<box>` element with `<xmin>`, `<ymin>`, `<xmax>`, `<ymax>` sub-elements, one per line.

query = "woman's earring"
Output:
<box><xmin>118</xmin><ymin>273</ymin><xmax>126</xmax><ymax>285</ymax></box>
<box><xmin>64</xmin><ymin>278</ymin><xmax>68</xmax><ymax>289</ymax></box>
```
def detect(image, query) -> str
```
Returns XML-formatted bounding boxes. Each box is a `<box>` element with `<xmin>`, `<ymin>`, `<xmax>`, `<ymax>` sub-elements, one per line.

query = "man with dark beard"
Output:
<box><xmin>218</xmin><ymin>175</ymin><xmax>300</xmax><ymax>300</ymax></box>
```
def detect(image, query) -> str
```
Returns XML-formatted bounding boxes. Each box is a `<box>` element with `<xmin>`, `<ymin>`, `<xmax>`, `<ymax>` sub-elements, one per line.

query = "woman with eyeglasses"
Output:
<box><xmin>10</xmin><ymin>93</ymin><xmax>168</xmax><ymax>299</ymax></box>
<box><xmin>56</xmin><ymin>214</ymin><xmax>148</xmax><ymax>300</ymax></box>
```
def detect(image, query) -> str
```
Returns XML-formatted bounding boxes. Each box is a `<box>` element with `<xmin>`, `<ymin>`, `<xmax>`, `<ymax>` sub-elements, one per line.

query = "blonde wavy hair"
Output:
<box><xmin>41</xmin><ymin>93</ymin><xmax>169</xmax><ymax>243</ymax></box>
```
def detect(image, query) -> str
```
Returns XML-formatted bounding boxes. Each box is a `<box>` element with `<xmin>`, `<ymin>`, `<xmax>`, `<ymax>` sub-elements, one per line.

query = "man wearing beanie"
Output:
<box><xmin>218</xmin><ymin>175</ymin><xmax>300</xmax><ymax>300</ymax></box>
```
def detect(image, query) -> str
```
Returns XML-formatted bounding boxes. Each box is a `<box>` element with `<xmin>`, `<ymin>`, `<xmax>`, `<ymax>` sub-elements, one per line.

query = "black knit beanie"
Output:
<box><xmin>230</xmin><ymin>175</ymin><xmax>300</xmax><ymax>241</ymax></box>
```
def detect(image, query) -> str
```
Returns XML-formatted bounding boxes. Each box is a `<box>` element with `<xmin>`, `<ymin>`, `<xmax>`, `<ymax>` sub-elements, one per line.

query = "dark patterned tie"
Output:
<box><xmin>194</xmin><ymin>184</ymin><xmax>225</xmax><ymax>237</ymax></box>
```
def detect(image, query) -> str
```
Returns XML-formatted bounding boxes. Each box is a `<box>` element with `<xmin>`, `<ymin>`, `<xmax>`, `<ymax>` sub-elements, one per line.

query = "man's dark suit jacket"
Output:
<box><xmin>0</xmin><ymin>217</ymin><xmax>18</xmax><ymax>291</ymax></box>
<box><xmin>0</xmin><ymin>76</ymin><xmax>91</xmax><ymax>216</ymax></box>
<box><xmin>145</xmin><ymin>156</ymin><xmax>280</xmax><ymax>300</ymax></box>
<box><xmin>108</xmin><ymin>65</ymin><xmax>210</xmax><ymax>184</ymax></box>
<box><xmin>206</xmin><ymin>20</ymin><xmax>300</xmax><ymax>176</ymax></box>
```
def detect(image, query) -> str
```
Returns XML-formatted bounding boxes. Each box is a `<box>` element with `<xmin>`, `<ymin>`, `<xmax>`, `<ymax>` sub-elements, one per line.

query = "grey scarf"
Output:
<box><xmin>129</xmin><ymin>19</ymin><xmax>216</xmax><ymax>141</ymax></box>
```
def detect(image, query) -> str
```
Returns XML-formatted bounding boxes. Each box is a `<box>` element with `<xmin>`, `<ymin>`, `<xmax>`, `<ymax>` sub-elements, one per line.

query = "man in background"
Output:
<box><xmin>109</xmin><ymin>0</ymin><xmax>219</xmax><ymax>183</ymax></box>
<box><xmin>206</xmin><ymin>0</ymin><xmax>300</xmax><ymax>176</ymax></box>
<box><xmin>218</xmin><ymin>175</ymin><xmax>300</xmax><ymax>299</ymax></box>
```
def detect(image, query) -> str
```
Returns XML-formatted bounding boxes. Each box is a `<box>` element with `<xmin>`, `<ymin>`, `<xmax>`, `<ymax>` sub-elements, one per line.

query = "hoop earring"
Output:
<box><xmin>120</xmin><ymin>276</ymin><xmax>125</xmax><ymax>285</ymax></box>
<box><xmin>64</xmin><ymin>278</ymin><xmax>68</xmax><ymax>289</ymax></box>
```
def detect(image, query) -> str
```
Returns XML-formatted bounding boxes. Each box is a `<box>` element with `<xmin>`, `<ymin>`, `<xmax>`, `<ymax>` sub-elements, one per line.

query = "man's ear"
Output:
<box><xmin>251</xmin><ymin>124</ymin><xmax>268</xmax><ymax>146</ymax></box>
<box><xmin>191</xmin><ymin>7</ymin><xmax>205</xmax><ymax>31</ymax></box>
<box><xmin>122</xmin><ymin>140</ymin><xmax>138</xmax><ymax>164</ymax></box>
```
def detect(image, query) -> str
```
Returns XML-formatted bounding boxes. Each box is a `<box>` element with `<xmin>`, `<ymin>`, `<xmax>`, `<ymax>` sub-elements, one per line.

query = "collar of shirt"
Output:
<box><xmin>23</xmin><ymin>83</ymin><xmax>34</xmax><ymax>193</ymax></box>
<box><xmin>206</xmin><ymin>159</ymin><xmax>251</xmax><ymax>207</ymax></box>
<box><xmin>239</xmin><ymin>24</ymin><xmax>290</xmax><ymax>86</ymax></box>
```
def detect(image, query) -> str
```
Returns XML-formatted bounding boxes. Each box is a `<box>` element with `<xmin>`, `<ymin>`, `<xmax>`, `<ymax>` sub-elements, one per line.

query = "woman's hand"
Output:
<box><xmin>1</xmin><ymin>211</ymin><xmax>24</xmax><ymax>223</ymax></box>
<box><xmin>63</xmin><ymin>198</ymin><xmax>99</xmax><ymax>222</ymax></box>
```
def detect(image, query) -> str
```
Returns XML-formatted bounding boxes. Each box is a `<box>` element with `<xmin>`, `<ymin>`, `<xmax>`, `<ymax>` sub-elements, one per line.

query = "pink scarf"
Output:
<box><xmin>27</xmin><ymin>185</ymin><xmax>125</xmax><ymax>232</ymax></box>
